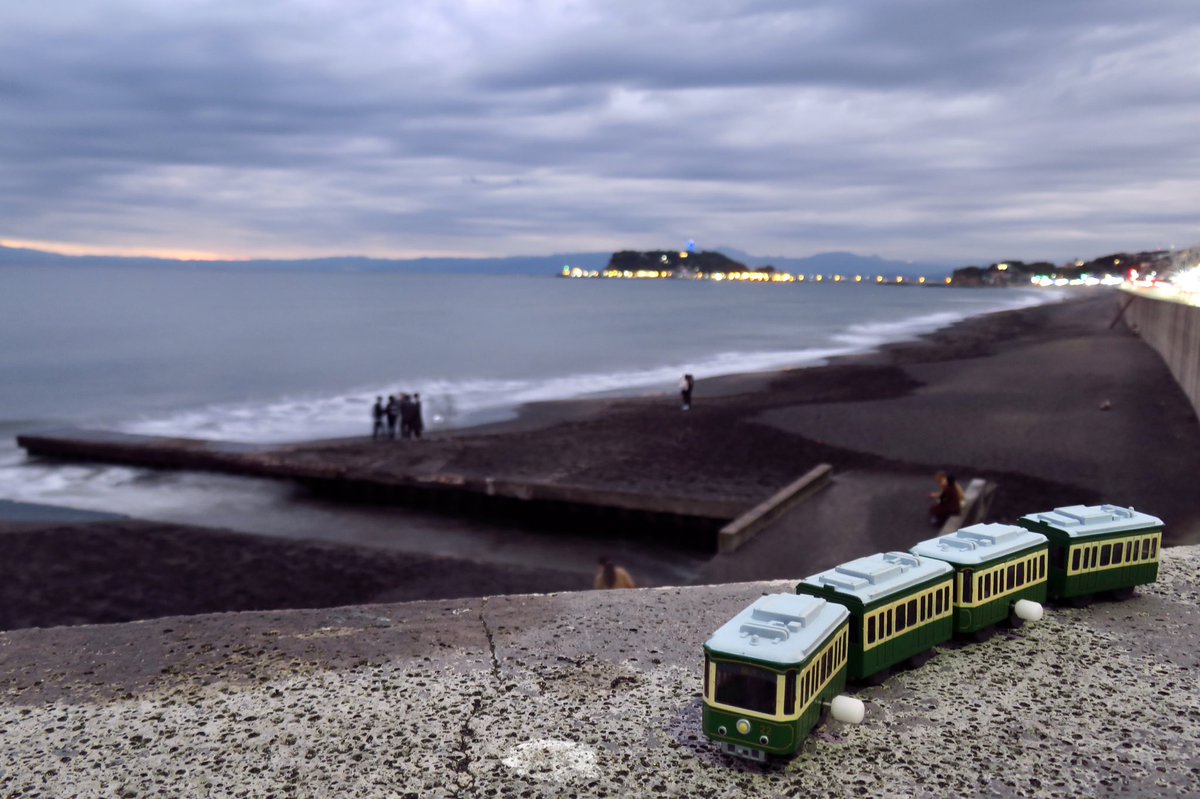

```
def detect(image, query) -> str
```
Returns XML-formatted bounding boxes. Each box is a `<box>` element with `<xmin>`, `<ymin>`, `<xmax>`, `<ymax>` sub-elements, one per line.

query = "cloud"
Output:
<box><xmin>0</xmin><ymin>0</ymin><xmax>1197</xmax><ymax>261</ymax></box>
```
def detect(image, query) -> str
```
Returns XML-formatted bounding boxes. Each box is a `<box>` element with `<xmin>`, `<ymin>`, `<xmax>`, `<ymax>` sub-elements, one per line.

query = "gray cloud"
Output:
<box><xmin>0</xmin><ymin>0</ymin><xmax>1196</xmax><ymax>261</ymax></box>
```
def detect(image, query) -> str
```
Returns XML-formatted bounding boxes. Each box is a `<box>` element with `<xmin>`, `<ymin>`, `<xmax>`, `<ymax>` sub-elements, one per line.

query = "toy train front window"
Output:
<box><xmin>714</xmin><ymin>662</ymin><xmax>778</xmax><ymax>715</ymax></box>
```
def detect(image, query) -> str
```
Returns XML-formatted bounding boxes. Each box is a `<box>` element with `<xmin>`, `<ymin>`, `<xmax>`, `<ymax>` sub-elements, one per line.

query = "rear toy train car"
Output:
<box><xmin>1018</xmin><ymin>504</ymin><xmax>1163</xmax><ymax>601</ymax></box>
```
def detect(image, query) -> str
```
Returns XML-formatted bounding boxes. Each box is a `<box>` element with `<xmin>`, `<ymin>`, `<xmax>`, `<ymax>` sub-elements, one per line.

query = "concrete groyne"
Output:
<box><xmin>1123</xmin><ymin>290</ymin><xmax>1200</xmax><ymax>421</ymax></box>
<box><xmin>16</xmin><ymin>429</ymin><xmax>750</xmax><ymax>551</ymax></box>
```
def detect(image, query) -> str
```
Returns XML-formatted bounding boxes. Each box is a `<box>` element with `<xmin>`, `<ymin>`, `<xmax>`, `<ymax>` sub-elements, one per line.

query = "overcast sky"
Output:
<box><xmin>1</xmin><ymin>1</ymin><xmax>1196</xmax><ymax>263</ymax></box>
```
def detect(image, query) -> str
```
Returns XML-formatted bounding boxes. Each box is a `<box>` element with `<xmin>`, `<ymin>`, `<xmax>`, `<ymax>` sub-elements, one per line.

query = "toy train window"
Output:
<box><xmin>715</xmin><ymin>663</ymin><xmax>777</xmax><ymax>715</ymax></box>
<box><xmin>784</xmin><ymin>671</ymin><xmax>797</xmax><ymax>713</ymax></box>
<box><xmin>961</xmin><ymin>569</ymin><xmax>974</xmax><ymax>603</ymax></box>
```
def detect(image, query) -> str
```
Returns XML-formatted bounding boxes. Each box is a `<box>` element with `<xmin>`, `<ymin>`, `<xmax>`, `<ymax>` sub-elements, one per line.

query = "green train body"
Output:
<box><xmin>796</xmin><ymin>552</ymin><xmax>955</xmax><ymax>681</ymax></box>
<box><xmin>703</xmin><ymin>505</ymin><xmax>1164</xmax><ymax>761</ymax></box>
<box><xmin>1017</xmin><ymin>504</ymin><xmax>1163</xmax><ymax>600</ymax></box>
<box><xmin>702</xmin><ymin>593</ymin><xmax>850</xmax><ymax>760</ymax></box>
<box><xmin>911</xmin><ymin>523</ymin><xmax>1049</xmax><ymax>635</ymax></box>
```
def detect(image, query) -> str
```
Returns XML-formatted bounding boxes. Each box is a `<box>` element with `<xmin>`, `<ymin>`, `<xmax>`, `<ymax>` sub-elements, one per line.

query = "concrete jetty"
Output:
<box><xmin>2</xmin><ymin>546</ymin><xmax>1196</xmax><ymax>797</ymax></box>
<box><xmin>16</xmin><ymin>428</ymin><xmax>752</xmax><ymax>551</ymax></box>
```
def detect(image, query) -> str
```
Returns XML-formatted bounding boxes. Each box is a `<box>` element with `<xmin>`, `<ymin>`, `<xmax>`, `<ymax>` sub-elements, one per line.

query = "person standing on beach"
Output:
<box><xmin>385</xmin><ymin>395</ymin><xmax>399</xmax><ymax>439</ymax></box>
<box><xmin>399</xmin><ymin>393</ymin><xmax>414</xmax><ymax>439</ymax></box>
<box><xmin>371</xmin><ymin>396</ymin><xmax>385</xmax><ymax>440</ymax></box>
<box><xmin>680</xmin><ymin>373</ymin><xmax>694</xmax><ymax>410</ymax></box>
<box><xmin>412</xmin><ymin>393</ymin><xmax>424</xmax><ymax>439</ymax></box>
<box><xmin>594</xmin><ymin>557</ymin><xmax>636</xmax><ymax>589</ymax></box>
<box><xmin>928</xmin><ymin>471</ymin><xmax>964</xmax><ymax>526</ymax></box>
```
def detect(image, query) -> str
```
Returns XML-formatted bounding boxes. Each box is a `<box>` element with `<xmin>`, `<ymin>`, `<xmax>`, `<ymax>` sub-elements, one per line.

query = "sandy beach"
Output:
<box><xmin>4</xmin><ymin>288</ymin><xmax>1199</xmax><ymax>630</ymax></box>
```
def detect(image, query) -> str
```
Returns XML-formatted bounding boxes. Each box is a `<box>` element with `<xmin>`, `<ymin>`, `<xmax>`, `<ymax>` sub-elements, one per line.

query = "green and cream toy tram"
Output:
<box><xmin>910</xmin><ymin>522</ymin><xmax>1048</xmax><ymax>634</ymax></box>
<box><xmin>796</xmin><ymin>552</ymin><xmax>955</xmax><ymax>682</ymax></box>
<box><xmin>1017</xmin><ymin>504</ymin><xmax>1163</xmax><ymax>601</ymax></box>
<box><xmin>702</xmin><ymin>593</ymin><xmax>864</xmax><ymax>761</ymax></box>
<box><xmin>702</xmin><ymin>503</ymin><xmax>1165</xmax><ymax>761</ymax></box>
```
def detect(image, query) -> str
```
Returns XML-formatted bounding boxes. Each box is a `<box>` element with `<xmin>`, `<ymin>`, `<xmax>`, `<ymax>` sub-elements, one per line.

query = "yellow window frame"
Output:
<box><xmin>861</xmin><ymin>580</ymin><xmax>954</xmax><ymax>652</ymax></box>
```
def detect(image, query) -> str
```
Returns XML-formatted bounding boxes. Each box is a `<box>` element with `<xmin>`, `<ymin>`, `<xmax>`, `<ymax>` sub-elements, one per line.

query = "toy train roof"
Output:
<box><xmin>1019</xmin><ymin>504</ymin><xmax>1163</xmax><ymax>538</ymax></box>
<box><xmin>705</xmin><ymin>593</ymin><xmax>848</xmax><ymax>665</ymax></box>
<box><xmin>798</xmin><ymin>551</ymin><xmax>952</xmax><ymax>605</ymax></box>
<box><xmin>910</xmin><ymin>523</ymin><xmax>1047</xmax><ymax>566</ymax></box>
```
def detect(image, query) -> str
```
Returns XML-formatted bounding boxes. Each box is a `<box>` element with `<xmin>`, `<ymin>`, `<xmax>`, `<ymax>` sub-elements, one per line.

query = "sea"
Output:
<box><xmin>0</xmin><ymin>262</ymin><xmax>1063</xmax><ymax>576</ymax></box>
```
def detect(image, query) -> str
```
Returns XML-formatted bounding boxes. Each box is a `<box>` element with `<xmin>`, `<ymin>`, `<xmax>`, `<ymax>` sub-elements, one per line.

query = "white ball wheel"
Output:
<box><xmin>1013</xmin><ymin>599</ymin><xmax>1044</xmax><ymax>622</ymax></box>
<box><xmin>830</xmin><ymin>695</ymin><xmax>865</xmax><ymax>725</ymax></box>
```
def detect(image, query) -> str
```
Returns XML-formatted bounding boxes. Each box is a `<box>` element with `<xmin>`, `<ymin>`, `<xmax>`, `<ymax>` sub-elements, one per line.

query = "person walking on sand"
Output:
<box><xmin>371</xmin><ymin>396</ymin><xmax>385</xmax><ymax>440</ymax></box>
<box><xmin>679</xmin><ymin>373</ymin><xmax>694</xmax><ymax>410</ymax></box>
<box><xmin>594</xmin><ymin>557</ymin><xmax>636</xmax><ymax>589</ymax></box>
<box><xmin>928</xmin><ymin>471</ymin><xmax>965</xmax><ymax>526</ymax></box>
<box><xmin>385</xmin><ymin>395</ymin><xmax>399</xmax><ymax>440</ymax></box>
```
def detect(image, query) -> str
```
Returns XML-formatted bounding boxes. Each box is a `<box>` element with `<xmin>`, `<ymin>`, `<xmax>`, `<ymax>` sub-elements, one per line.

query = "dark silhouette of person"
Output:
<box><xmin>399</xmin><ymin>393</ymin><xmax>415</xmax><ymax>439</ymax></box>
<box><xmin>680</xmin><ymin>373</ymin><xmax>694</xmax><ymax>410</ymax></box>
<box><xmin>928</xmin><ymin>471</ymin><xmax>964</xmax><ymax>526</ymax></box>
<box><xmin>371</xmin><ymin>396</ymin><xmax>385</xmax><ymax>440</ymax></box>
<box><xmin>385</xmin><ymin>395</ymin><xmax>399</xmax><ymax>439</ymax></box>
<box><xmin>594</xmin><ymin>556</ymin><xmax>636</xmax><ymax>589</ymax></box>
<box><xmin>412</xmin><ymin>393</ymin><xmax>424</xmax><ymax>439</ymax></box>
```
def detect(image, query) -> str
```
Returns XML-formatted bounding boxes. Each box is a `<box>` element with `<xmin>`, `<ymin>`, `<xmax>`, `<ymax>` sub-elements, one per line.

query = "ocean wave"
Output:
<box><xmin>109</xmin><ymin>287</ymin><xmax>1067</xmax><ymax>444</ymax></box>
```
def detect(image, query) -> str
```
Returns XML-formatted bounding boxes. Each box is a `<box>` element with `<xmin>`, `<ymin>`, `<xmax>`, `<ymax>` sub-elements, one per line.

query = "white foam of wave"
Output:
<box><xmin>0</xmin><ymin>440</ymin><xmax>297</xmax><ymax>522</ymax></box>
<box><xmin>114</xmin><ymin>347</ymin><xmax>847</xmax><ymax>444</ymax></box>
<box><xmin>113</xmin><ymin>288</ymin><xmax>1068</xmax><ymax>445</ymax></box>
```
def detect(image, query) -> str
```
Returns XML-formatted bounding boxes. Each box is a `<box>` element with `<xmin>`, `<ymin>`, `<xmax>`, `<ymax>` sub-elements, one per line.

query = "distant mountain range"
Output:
<box><xmin>0</xmin><ymin>242</ymin><xmax>957</xmax><ymax>278</ymax></box>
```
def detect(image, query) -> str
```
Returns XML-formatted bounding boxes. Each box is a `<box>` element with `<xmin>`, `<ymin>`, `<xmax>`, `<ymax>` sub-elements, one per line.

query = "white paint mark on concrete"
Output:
<box><xmin>501</xmin><ymin>739</ymin><xmax>600</xmax><ymax>782</ymax></box>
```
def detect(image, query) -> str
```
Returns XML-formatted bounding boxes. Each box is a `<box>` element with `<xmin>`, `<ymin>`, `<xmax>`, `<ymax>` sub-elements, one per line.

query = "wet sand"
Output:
<box><xmin>5</xmin><ymin>288</ymin><xmax>1200</xmax><ymax>630</ymax></box>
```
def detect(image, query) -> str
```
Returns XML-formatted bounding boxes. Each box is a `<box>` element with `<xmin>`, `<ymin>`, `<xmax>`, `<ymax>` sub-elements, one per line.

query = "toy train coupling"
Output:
<box><xmin>826</xmin><ymin>695</ymin><xmax>865</xmax><ymax>724</ymax></box>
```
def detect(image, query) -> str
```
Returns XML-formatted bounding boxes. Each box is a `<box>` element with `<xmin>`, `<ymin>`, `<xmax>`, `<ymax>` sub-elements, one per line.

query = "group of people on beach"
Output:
<box><xmin>372</xmin><ymin>394</ymin><xmax>424</xmax><ymax>440</ymax></box>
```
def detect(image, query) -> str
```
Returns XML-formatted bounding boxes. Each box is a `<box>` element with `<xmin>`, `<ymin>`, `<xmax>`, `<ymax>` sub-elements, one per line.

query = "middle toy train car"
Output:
<box><xmin>702</xmin><ymin>504</ymin><xmax>1165</xmax><ymax>762</ymax></box>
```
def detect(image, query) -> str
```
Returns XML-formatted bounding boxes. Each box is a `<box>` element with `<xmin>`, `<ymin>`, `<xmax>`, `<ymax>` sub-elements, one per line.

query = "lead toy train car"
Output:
<box><xmin>701</xmin><ymin>503</ymin><xmax>1164</xmax><ymax>761</ymax></box>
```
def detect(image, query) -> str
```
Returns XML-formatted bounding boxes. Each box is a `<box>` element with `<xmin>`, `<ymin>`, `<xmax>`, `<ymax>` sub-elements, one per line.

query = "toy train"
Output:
<box><xmin>701</xmin><ymin>503</ymin><xmax>1164</xmax><ymax>762</ymax></box>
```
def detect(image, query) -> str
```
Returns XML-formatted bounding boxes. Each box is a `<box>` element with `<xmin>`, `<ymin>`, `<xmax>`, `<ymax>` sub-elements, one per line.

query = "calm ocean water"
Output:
<box><xmin>0</xmin><ymin>261</ymin><xmax>1061</xmax><ymax>559</ymax></box>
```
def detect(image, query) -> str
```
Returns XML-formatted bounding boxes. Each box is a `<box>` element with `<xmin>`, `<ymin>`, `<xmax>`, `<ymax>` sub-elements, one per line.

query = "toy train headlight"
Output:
<box><xmin>736</xmin><ymin>719</ymin><xmax>751</xmax><ymax>735</ymax></box>
<box><xmin>717</xmin><ymin>725</ymin><xmax>727</xmax><ymax>737</ymax></box>
<box><xmin>758</xmin><ymin>735</ymin><xmax>770</xmax><ymax>746</ymax></box>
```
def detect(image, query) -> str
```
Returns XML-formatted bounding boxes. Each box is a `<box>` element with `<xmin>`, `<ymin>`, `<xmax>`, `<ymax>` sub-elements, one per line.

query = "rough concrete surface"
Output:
<box><xmin>2</xmin><ymin>548</ymin><xmax>1198</xmax><ymax>798</ymax></box>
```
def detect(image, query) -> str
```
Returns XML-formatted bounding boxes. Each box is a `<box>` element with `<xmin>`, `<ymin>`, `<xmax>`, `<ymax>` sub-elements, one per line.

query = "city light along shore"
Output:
<box><xmin>561</xmin><ymin>265</ymin><xmax>942</xmax><ymax>285</ymax></box>
<box><xmin>560</xmin><ymin>247</ymin><xmax>1151</xmax><ymax>289</ymax></box>
<box><xmin>558</xmin><ymin>249</ymin><xmax>945</xmax><ymax>285</ymax></box>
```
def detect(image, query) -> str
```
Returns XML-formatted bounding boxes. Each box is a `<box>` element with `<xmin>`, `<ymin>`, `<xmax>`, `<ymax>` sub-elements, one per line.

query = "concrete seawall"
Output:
<box><xmin>1123</xmin><ymin>290</ymin><xmax>1200</xmax><ymax>421</ymax></box>
<box><xmin>2</xmin><ymin>546</ymin><xmax>1197</xmax><ymax>797</ymax></box>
